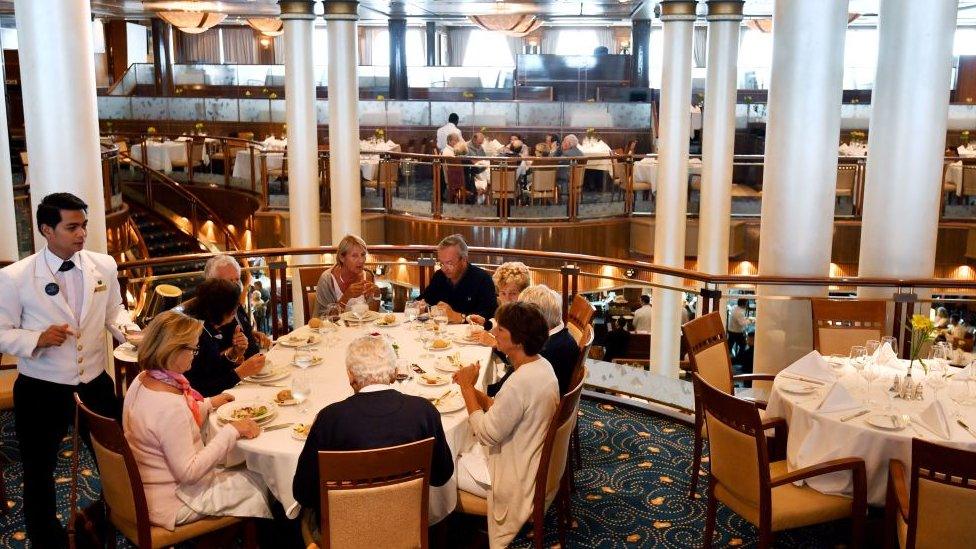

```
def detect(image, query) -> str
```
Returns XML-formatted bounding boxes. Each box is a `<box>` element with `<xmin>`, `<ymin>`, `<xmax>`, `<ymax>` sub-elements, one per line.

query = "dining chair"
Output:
<box><xmin>300</xmin><ymin>438</ymin><xmax>434</xmax><ymax>549</ymax></box>
<box><xmin>73</xmin><ymin>394</ymin><xmax>253</xmax><ymax>548</ymax></box>
<box><xmin>457</xmin><ymin>372</ymin><xmax>586</xmax><ymax>549</ymax></box>
<box><xmin>566</xmin><ymin>294</ymin><xmax>595</xmax><ymax>345</ymax></box>
<box><xmin>298</xmin><ymin>266</ymin><xmax>330</xmax><ymax>320</ymax></box>
<box><xmin>835</xmin><ymin>164</ymin><xmax>857</xmax><ymax>204</ymax></box>
<box><xmin>443</xmin><ymin>163</ymin><xmax>468</xmax><ymax>204</ymax></box>
<box><xmin>568</xmin><ymin>326</ymin><xmax>594</xmax><ymax>483</ymax></box>
<box><xmin>568</xmin><ymin>163</ymin><xmax>587</xmax><ymax>213</ymax></box>
<box><xmin>885</xmin><ymin>438</ymin><xmax>976</xmax><ymax>548</ymax></box>
<box><xmin>962</xmin><ymin>166</ymin><xmax>976</xmax><ymax>204</ymax></box>
<box><xmin>0</xmin><ymin>354</ymin><xmax>12</xmax><ymax>514</ymax></box>
<box><xmin>694</xmin><ymin>375</ymin><xmax>866</xmax><ymax>549</ymax></box>
<box><xmin>365</xmin><ymin>159</ymin><xmax>398</xmax><ymax>197</ymax></box>
<box><xmin>610</xmin><ymin>157</ymin><xmax>630</xmax><ymax>201</ymax></box>
<box><xmin>810</xmin><ymin>298</ymin><xmax>886</xmax><ymax>357</ymax></box>
<box><xmin>682</xmin><ymin>312</ymin><xmax>778</xmax><ymax>497</ymax></box>
<box><xmin>528</xmin><ymin>168</ymin><xmax>558</xmax><ymax>205</ymax></box>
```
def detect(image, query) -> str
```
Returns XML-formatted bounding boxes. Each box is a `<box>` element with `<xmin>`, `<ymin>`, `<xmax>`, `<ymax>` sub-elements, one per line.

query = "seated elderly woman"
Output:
<box><xmin>123</xmin><ymin>311</ymin><xmax>271</xmax><ymax>530</ymax></box>
<box><xmin>313</xmin><ymin>234</ymin><xmax>379</xmax><ymax>317</ymax></box>
<box><xmin>293</xmin><ymin>335</ymin><xmax>455</xmax><ymax>528</ymax></box>
<box><xmin>183</xmin><ymin>278</ymin><xmax>266</xmax><ymax>397</ymax></box>
<box><xmin>453</xmin><ymin>302</ymin><xmax>560</xmax><ymax>548</ymax></box>
<box><xmin>468</xmin><ymin>261</ymin><xmax>532</xmax><ymax>331</ymax></box>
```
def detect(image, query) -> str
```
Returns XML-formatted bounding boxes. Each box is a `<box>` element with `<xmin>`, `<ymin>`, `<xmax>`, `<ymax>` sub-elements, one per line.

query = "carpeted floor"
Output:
<box><xmin>0</xmin><ymin>399</ymin><xmax>847</xmax><ymax>548</ymax></box>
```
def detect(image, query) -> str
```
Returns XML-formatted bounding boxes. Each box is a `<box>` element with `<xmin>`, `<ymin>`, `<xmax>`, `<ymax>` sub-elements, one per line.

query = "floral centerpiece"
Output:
<box><xmin>962</xmin><ymin>130</ymin><xmax>971</xmax><ymax>145</ymax></box>
<box><xmin>850</xmin><ymin>130</ymin><xmax>866</xmax><ymax>143</ymax></box>
<box><xmin>268</xmin><ymin>92</ymin><xmax>278</xmax><ymax>99</ymax></box>
<box><xmin>374</xmin><ymin>128</ymin><xmax>385</xmax><ymax>142</ymax></box>
<box><xmin>194</xmin><ymin>122</ymin><xmax>204</xmax><ymax>135</ymax></box>
<box><xmin>908</xmin><ymin>314</ymin><xmax>936</xmax><ymax>375</ymax></box>
<box><xmin>376</xmin><ymin>94</ymin><xmax>385</xmax><ymax>101</ymax></box>
<box><xmin>147</xmin><ymin>126</ymin><xmax>157</xmax><ymax>137</ymax></box>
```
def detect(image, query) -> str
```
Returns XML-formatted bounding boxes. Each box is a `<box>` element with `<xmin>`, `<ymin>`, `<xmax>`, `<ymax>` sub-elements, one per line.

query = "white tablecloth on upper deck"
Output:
<box><xmin>765</xmin><ymin>356</ymin><xmax>976</xmax><ymax>506</ymax></box>
<box><xmin>632</xmin><ymin>157</ymin><xmax>703</xmax><ymax>193</ymax></box>
<box><xmin>578</xmin><ymin>139</ymin><xmax>613</xmax><ymax>173</ymax></box>
<box><xmin>130</xmin><ymin>141</ymin><xmax>187</xmax><ymax>173</ymax></box>
<box><xmin>359</xmin><ymin>140</ymin><xmax>401</xmax><ymax>180</ymax></box>
<box><xmin>838</xmin><ymin>143</ymin><xmax>868</xmax><ymax>157</ymax></box>
<box><xmin>233</xmin><ymin>149</ymin><xmax>285</xmax><ymax>180</ymax></box>
<box><xmin>957</xmin><ymin>145</ymin><xmax>976</xmax><ymax>158</ymax></box>
<box><xmin>947</xmin><ymin>161</ymin><xmax>964</xmax><ymax>196</ymax></box>
<box><xmin>206</xmin><ymin>317</ymin><xmax>493</xmax><ymax>521</ymax></box>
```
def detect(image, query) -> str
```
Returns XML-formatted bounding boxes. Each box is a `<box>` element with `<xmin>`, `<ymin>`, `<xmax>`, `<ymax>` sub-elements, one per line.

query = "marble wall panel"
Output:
<box><xmin>471</xmin><ymin>102</ymin><xmax>515</xmax><ymax>128</ymax></box>
<box><xmin>205</xmin><ymin>98</ymin><xmax>240</xmax><ymax>122</ymax></box>
<box><xmin>168</xmin><ymin>98</ymin><xmax>206</xmax><ymax>121</ymax></box>
<box><xmin>269</xmin><ymin>100</ymin><xmax>287</xmax><ymax>123</ymax></box>
<box><xmin>608</xmin><ymin>103</ymin><xmax>652</xmax><ymax>129</ymax></box>
<box><xmin>97</xmin><ymin>97</ymin><xmax>131</xmax><ymax>120</ymax></box>
<box><xmin>131</xmin><ymin>97</ymin><xmax>168</xmax><ymax>120</ymax></box>
<box><xmin>239</xmin><ymin>99</ymin><xmax>271</xmax><ymax>123</ymax></box>
<box><xmin>387</xmin><ymin>101</ymin><xmax>429</xmax><ymax>126</ymax></box>
<box><xmin>316</xmin><ymin>100</ymin><xmax>330</xmax><ymax>124</ymax></box>
<box><xmin>430</xmin><ymin>102</ymin><xmax>473</xmax><ymax>128</ymax></box>
<box><xmin>517</xmin><ymin>103</ymin><xmax>562</xmax><ymax>127</ymax></box>
<box><xmin>358</xmin><ymin>101</ymin><xmax>387</xmax><ymax>126</ymax></box>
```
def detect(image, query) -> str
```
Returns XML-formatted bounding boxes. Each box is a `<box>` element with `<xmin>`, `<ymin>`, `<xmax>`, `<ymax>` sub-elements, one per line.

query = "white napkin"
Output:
<box><xmin>817</xmin><ymin>383</ymin><xmax>861</xmax><ymax>413</ymax></box>
<box><xmin>873</xmin><ymin>342</ymin><xmax>898</xmax><ymax>366</ymax></box>
<box><xmin>953</xmin><ymin>361</ymin><xmax>976</xmax><ymax>381</ymax></box>
<box><xmin>783</xmin><ymin>350</ymin><xmax>836</xmax><ymax>383</ymax></box>
<box><xmin>917</xmin><ymin>400</ymin><xmax>951</xmax><ymax>439</ymax></box>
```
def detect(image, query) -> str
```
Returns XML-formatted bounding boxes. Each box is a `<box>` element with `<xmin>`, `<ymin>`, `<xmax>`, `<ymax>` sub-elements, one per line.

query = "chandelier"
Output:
<box><xmin>468</xmin><ymin>14</ymin><xmax>542</xmax><ymax>37</ymax></box>
<box><xmin>147</xmin><ymin>2</ymin><xmax>227</xmax><ymax>34</ymax></box>
<box><xmin>246</xmin><ymin>18</ymin><xmax>284</xmax><ymax>37</ymax></box>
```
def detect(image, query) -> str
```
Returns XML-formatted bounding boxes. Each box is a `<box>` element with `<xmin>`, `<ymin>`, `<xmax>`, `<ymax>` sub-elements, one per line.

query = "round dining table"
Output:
<box><xmin>205</xmin><ymin>314</ymin><xmax>493</xmax><ymax>522</ymax></box>
<box><xmin>765</xmin><ymin>358</ymin><xmax>976</xmax><ymax>506</ymax></box>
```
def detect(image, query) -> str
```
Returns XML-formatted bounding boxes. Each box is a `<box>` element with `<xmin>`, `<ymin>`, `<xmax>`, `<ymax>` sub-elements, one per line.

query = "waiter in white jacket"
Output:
<box><xmin>0</xmin><ymin>192</ymin><xmax>136</xmax><ymax>548</ymax></box>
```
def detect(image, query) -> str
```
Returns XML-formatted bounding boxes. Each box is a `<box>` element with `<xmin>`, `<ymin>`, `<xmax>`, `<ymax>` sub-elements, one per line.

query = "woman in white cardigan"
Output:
<box><xmin>454</xmin><ymin>302</ymin><xmax>559</xmax><ymax>547</ymax></box>
<box><xmin>122</xmin><ymin>311</ymin><xmax>271</xmax><ymax>530</ymax></box>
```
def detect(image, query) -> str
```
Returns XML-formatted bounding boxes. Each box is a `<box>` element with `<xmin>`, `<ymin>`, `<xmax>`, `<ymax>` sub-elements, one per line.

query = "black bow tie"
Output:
<box><xmin>58</xmin><ymin>260</ymin><xmax>75</xmax><ymax>272</ymax></box>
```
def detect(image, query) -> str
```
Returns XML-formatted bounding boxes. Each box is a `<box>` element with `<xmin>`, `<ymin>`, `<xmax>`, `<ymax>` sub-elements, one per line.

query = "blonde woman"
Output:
<box><xmin>313</xmin><ymin>234</ymin><xmax>379</xmax><ymax>317</ymax></box>
<box><xmin>122</xmin><ymin>311</ymin><xmax>271</xmax><ymax>530</ymax></box>
<box><xmin>467</xmin><ymin>261</ymin><xmax>532</xmax><ymax>330</ymax></box>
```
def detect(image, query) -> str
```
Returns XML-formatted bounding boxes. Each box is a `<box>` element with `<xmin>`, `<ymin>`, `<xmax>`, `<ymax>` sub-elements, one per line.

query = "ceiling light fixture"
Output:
<box><xmin>149</xmin><ymin>1</ymin><xmax>227</xmax><ymax>34</ymax></box>
<box><xmin>246</xmin><ymin>17</ymin><xmax>284</xmax><ymax>37</ymax></box>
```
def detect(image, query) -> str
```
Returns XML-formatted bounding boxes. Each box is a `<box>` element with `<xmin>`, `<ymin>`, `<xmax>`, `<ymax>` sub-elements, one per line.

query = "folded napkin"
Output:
<box><xmin>952</xmin><ymin>361</ymin><xmax>976</xmax><ymax>381</ymax></box>
<box><xmin>817</xmin><ymin>382</ymin><xmax>861</xmax><ymax>414</ymax></box>
<box><xmin>783</xmin><ymin>351</ymin><xmax>836</xmax><ymax>383</ymax></box>
<box><xmin>873</xmin><ymin>342</ymin><xmax>898</xmax><ymax>366</ymax></box>
<box><xmin>917</xmin><ymin>399</ymin><xmax>951</xmax><ymax>439</ymax></box>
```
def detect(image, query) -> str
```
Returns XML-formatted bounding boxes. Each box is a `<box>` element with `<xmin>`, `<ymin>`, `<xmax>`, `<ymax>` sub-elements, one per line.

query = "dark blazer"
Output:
<box><xmin>487</xmin><ymin>327</ymin><xmax>580</xmax><ymax>397</ymax></box>
<box><xmin>418</xmin><ymin>264</ymin><xmax>497</xmax><ymax>320</ymax></box>
<box><xmin>293</xmin><ymin>389</ymin><xmax>455</xmax><ymax>514</ymax></box>
<box><xmin>183</xmin><ymin>319</ymin><xmax>242</xmax><ymax>397</ymax></box>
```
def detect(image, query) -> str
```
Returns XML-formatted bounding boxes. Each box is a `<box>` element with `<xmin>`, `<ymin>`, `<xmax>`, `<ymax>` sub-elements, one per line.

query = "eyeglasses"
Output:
<box><xmin>183</xmin><ymin>346</ymin><xmax>200</xmax><ymax>356</ymax></box>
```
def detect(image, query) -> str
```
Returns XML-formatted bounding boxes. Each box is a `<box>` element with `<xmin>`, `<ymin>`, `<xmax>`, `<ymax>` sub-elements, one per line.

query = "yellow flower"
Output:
<box><xmin>910</xmin><ymin>314</ymin><xmax>933</xmax><ymax>331</ymax></box>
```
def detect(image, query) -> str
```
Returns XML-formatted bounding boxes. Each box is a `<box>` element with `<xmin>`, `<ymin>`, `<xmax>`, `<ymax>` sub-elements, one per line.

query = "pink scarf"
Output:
<box><xmin>147</xmin><ymin>370</ymin><xmax>205</xmax><ymax>427</ymax></box>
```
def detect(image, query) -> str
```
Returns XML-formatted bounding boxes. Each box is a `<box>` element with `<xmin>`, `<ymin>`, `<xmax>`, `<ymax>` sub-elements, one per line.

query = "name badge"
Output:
<box><xmin>94</xmin><ymin>282</ymin><xmax>107</xmax><ymax>293</ymax></box>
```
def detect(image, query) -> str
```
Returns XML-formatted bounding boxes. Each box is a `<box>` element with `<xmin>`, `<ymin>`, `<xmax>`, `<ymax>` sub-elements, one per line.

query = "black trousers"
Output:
<box><xmin>727</xmin><ymin>331</ymin><xmax>747</xmax><ymax>357</ymax></box>
<box><xmin>14</xmin><ymin>372</ymin><xmax>119</xmax><ymax>549</ymax></box>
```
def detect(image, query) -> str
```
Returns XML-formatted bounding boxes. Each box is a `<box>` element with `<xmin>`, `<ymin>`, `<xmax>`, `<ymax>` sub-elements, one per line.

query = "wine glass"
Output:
<box><xmin>849</xmin><ymin>345</ymin><xmax>867</xmax><ymax>373</ymax></box>
<box><xmin>433</xmin><ymin>305</ymin><xmax>449</xmax><ymax>329</ymax></box>
<box><xmin>860</xmin><ymin>363</ymin><xmax>880</xmax><ymax>404</ymax></box>
<box><xmin>291</xmin><ymin>372</ymin><xmax>311</xmax><ymax>414</ymax></box>
<box><xmin>405</xmin><ymin>300</ymin><xmax>419</xmax><ymax>323</ymax></box>
<box><xmin>927</xmin><ymin>359</ymin><xmax>949</xmax><ymax>401</ymax></box>
<box><xmin>948</xmin><ymin>379</ymin><xmax>973</xmax><ymax>409</ymax></box>
<box><xmin>865</xmin><ymin>340</ymin><xmax>880</xmax><ymax>362</ymax></box>
<box><xmin>419</xmin><ymin>324</ymin><xmax>435</xmax><ymax>359</ymax></box>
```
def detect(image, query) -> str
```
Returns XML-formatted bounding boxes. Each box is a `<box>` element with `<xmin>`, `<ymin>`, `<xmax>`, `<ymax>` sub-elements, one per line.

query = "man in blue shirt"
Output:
<box><xmin>418</xmin><ymin>234</ymin><xmax>497</xmax><ymax>323</ymax></box>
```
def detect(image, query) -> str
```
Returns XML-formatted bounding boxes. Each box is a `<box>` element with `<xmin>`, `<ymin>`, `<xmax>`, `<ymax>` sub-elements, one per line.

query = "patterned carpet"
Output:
<box><xmin>0</xmin><ymin>399</ymin><xmax>846</xmax><ymax>548</ymax></box>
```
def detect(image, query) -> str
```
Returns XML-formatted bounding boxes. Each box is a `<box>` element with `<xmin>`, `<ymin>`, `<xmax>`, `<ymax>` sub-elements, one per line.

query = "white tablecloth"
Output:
<box><xmin>359</xmin><ymin>140</ymin><xmax>400</xmax><ymax>180</ymax></box>
<box><xmin>578</xmin><ymin>139</ymin><xmax>613</xmax><ymax>173</ymax></box>
<box><xmin>130</xmin><ymin>141</ymin><xmax>187</xmax><ymax>173</ymax></box>
<box><xmin>482</xmin><ymin>139</ymin><xmax>505</xmax><ymax>156</ymax></box>
<box><xmin>766</xmin><ymin>358</ymin><xmax>976</xmax><ymax>506</ymax></box>
<box><xmin>233</xmin><ymin>150</ymin><xmax>285</xmax><ymax>180</ymax></box>
<box><xmin>262</xmin><ymin>137</ymin><xmax>288</xmax><ymax>152</ymax></box>
<box><xmin>632</xmin><ymin>157</ymin><xmax>703</xmax><ymax>193</ymax></box>
<box><xmin>207</xmin><ymin>316</ymin><xmax>493</xmax><ymax>520</ymax></box>
<box><xmin>839</xmin><ymin>143</ymin><xmax>868</xmax><ymax>157</ymax></box>
<box><xmin>690</xmin><ymin>106</ymin><xmax>702</xmax><ymax>131</ymax></box>
<box><xmin>958</xmin><ymin>145</ymin><xmax>976</xmax><ymax>158</ymax></box>
<box><xmin>947</xmin><ymin>161</ymin><xmax>964</xmax><ymax>196</ymax></box>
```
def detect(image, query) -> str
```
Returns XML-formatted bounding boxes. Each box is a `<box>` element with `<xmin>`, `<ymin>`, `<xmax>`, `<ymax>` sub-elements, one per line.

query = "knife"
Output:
<box><xmin>840</xmin><ymin>409</ymin><xmax>869</xmax><ymax>422</ymax></box>
<box><xmin>263</xmin><ymin>423</ymin><xmax>294</xmax><ymax>432</ymax></box>
<box><xmin>779</xmin><ymin>374</ymin><xmax>827</xmax><ymax>386</ymax></box>
<box><xmin>957</xmin><ymin>418</ymin><xmax>976</xmax><ymax>439</ymax></box>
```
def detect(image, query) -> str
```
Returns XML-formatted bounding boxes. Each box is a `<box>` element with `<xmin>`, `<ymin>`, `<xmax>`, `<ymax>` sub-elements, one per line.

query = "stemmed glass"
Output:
<box><xmin>926</xmin><ymin>357</ymin><xmax>949</xmax><ymax>401</ymax></box>
<box><xmin>419</xmin><ymin>324</ymin><xmax>435</xmax><ymax>359</ymax></box>
<box><xmin>881</xmin><ymin>336</ymin><xmax>898</xmax><ymax>355</ymax></box>
<box><xmin>433</xmin><ymin>305</ymin><xmax>449</xmax><ymax>330</ymax></box>
<box><xmin>860</xmin><ymin>363</ymin><xmax>880</xmax><ymax>405</ymax></box>
<box><xmin>405</xmin><ymin>300</ymin><xmax>419</xmax><ymax>323</ymax></box>
<box><xmin>865</xmin><ymin>340</ymin><xmax>881</xmax><ymax>363</ymax></box>
<box><xmin>291</xmin><ymin>372</ymin><xmax>311</xmax><ymax>414</ymax></box>
<box><xmin>849</xmin><ymin>345</ymin><xmax>867</xmax><ymax>373</ymax></box>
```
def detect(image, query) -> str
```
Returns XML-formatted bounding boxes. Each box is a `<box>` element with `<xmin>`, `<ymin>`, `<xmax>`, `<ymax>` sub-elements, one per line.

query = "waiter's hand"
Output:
<box><xmin>231</xmin><ymin>325</ymin><xmax>248</xmax><ymax>354</ymax></box>
<box><xmin>37</xmin><ymin>324</ymin><xmax>72</xmax><ymax>348</ymax></box>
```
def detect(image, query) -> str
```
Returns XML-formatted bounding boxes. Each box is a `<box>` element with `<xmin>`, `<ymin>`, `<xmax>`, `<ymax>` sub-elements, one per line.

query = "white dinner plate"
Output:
<box><xmin>279</xmin><ymin>334</ymin><xmax>320</xmax><ymax>347</ymax></box>
<box><xmin>865</xmin><ymin>414</ymin><xmax>906</xmax><ymax>431</ymax></box>
<box><xmin>416</xmin><ymin>373</ymin><xmax>451</xmax><ymax>387</ymax></box>
<box><xmin>780</xmin><ymin>381</ymin><xmax>819</xmax><ymax>395</ymax></box>
<box><xmin>217</xmin><ymin>400</ymin><xmax>278</xmax><ymax>424</ymax></box>
<box><xmin>452</xmin><ymin>333</ymin><xmax>485</xmax><ymax>346</ymax></box>
<box><xmin>434</xmin><ymin>392</ymin><xmax>465</xmax><ymax>414</ymax></box>
<box><xmin>291</xmin><ymin>423</ymin><xmax>310</xmax><ymax>441</ymax></box>
<box><xmin>425</xmin><ymin>339</ymin><xmax>453</xmax><ymax>352</ymax></box>
<box><xmin>341</xmin><ymin>310</ymin><xmax>380</xmax><ymax>323</ymax></box>
<box><xmin>290</xmin><ymin>356</ymin><xmax>324</xmax><ymax>368</ymax></box>
<box><xmin>373</xmin><ymin>316</ymin><xmax>402</xmax><ymax>328</ymax></box>
<box><xmin>245</xmin><ymin>367</ymin><xmax>290</xmax><ymax>384</ymax></box>
<box><xmin>434</xmin><ymin>358</ymin><xmax>462</xmax><ymax>373</ymax></box>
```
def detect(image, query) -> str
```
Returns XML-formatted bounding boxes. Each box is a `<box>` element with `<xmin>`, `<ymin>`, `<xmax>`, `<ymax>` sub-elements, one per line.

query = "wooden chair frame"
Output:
<box><xmin>694</xmin><ymin>376</ymin><xmax>866</xmax><ymax>549</ymax></box>
<box><xmin>885</xmin><ymin>438</ymin><xmax>976</xmax><ymax>549</ymax></box>
<box><xmin>567</xmin><ymin>294</ymin><xmax>595</xmax><ymax>336</ymax></box>
<box><xmin>810</xmin><ymin>298</ymin><xmax>886</xmax><ymax>356</ymax></box>
<box><xmin>315</xmin><ymin>438</ymin><xmax>434</xmax><ymax>549</ymax></box>
<box><xmin>298</xmin><ymin>265</ymin><xmax>330</xmax><ymax>321</ymax></box>
<box><xmin>682</xmin><ymin>312</ymin><xmax>777</xmax><ymax>497</ymax></box>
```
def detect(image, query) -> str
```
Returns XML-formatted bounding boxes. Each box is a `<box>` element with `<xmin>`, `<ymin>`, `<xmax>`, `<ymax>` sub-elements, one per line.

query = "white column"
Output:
<box><xmin>0</xmin><ymin>75</ymin><xmax>18</xmax><ymax>263</ymax></box>
<box><xmin>15</xmin><ymin>0</ymin><xmax>106</xmax><ymax>252</ymax></box>
<box><xmin>650</xmin><ymin>1</ymin><xmax>696</xmax><ymax>377</ymax></box>
<box><xmin>325</xmin><ymin>0</ymin><xmax>362</xmax><ymax>243</ymax></box>
<box><xmin>857</xmin><ymin>1</ymin><xmax>957</xmax><ymax>296</ymax></box>
<box><xmin>754</xmin><ymin>0</ymin><xmax>849</xmax><ymax>375</ymax></box>
<box><xmin>282</xmin><ymin>1</ymin><xmax>320</xmax><ymax>255</ymax></box>
<box><xmin>697</xmin><ymin>1</ymin><xmax>743</xmax><ymax>277</ymax></box>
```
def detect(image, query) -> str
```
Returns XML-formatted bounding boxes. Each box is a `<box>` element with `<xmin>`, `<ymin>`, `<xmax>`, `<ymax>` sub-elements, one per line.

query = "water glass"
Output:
<box><xmin>865</xmin><ymin>340</ymin><xmax>880</xmax><ymax>361</ymax></box>
<box><xmin>433</xmin><ymin>306</ymin><xmax>449</xmax><ymax>327</ymax></box>
<box><xmin>291</xmin><ymin>372</ymin><xmax>312</xmax><ymax>414</ymax></box>
<box><xmin>881</xmin><ymin>336</ymin><xmax>898</xmax><ymax>354</ymax></box>
<box><xmin>948</xmin><ymin>379</ymin><xmax>974</xmax><ymax>408</ymax></box>
<box><xmin>405</xmin><ymin>300</ymin><xmax>419</xmax><ymax>322</ymax></box>
<box><xmin>294</xmin><ymin>347</ymin><xmax>313</xmax><ymax>369</ymax></box>
<box><xmin>860</xmin><ymin>364</ymin><xmax>880</xmax><ymax>404</ymax></box>
<box><xmin>850</xmin><ymin>345</ymin><xmax>867</xmax><ymax>372</ymax></box>
<box><xmin>927</xmin><ymin>360</ymin><xmax>949</xmax><ymax>400</ymax></box>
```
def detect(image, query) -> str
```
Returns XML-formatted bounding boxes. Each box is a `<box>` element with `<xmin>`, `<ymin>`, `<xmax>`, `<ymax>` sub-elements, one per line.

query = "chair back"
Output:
<box><xmin>682</xmin><ymin>312</ymin><xmax>734</xmax><ymax>394</ymax></box>
<box><xmin>567</xmin><ymin>294</ymin><xmax>595</xmax><ymax>338</ymax></box>
<box><xmin>693</xmin><ymin>374</ymin><xmax>770</xmax><ymax>517</ymax></box>
<box><xmin>810</xmin><ymin>298</ymin><xmax>886</xmax><ymax>356</ymax></box>
<box><xmin>443</xmin><ymin>164</ymin><xmax>466</xmax><ymax>202</ymax></box>
<box><xmin>569</xmin><ymin>163</ymin><xmax>587</xmax><ymax>195</ymax></box>
<box><xmin>299</xmin><ymin>266</ymin><xmax>330</xmax><ymax>320</ymax></box>
<box><xmin>963</xmin><ymin>166</ymin><xmax>976</xmax><ymax>197</ymax></box>
<box><xmin>238</xmin><ymin>131</ymin><xmax>255</xmax><ymax>141</ymax></box>
<box><xmin>317</xmin><ymin>438</ymin><xmax>434</xmax><ymax>549</ymax></box>
<box><xmin>569</xmin><ymin>326</ymin><xmax>594</xmax><ymax>392</ymax></box>
<box><xmin>627</xmin><ymin>140</ymin><xmax>638</xmax><ymax>154</ymax></box>
<box><xmin>490</xmin><ymin>166</ymin><xmax>517</xmax><ymax>199</ymax></box>
<box><xmin>611</xmin><ymin>158</ymin><xmax>628</xmax><ymax>185</ymax></box>
<box><xmin>190</xmin><ymin>141</ymin><xmax>205</xmax><ymax>166</ymax></box>
<box><xmin>836</xmin><ymin>164</ymin><xmax>857</xmax><ymax>193</ymax></box>
<box><xmin>904</xmin><ymin>439</ymin><xmax>976</xmax><ymax>548</ymax></box>
<box><xmin>74</xmin><ymin>394</ymin><xmax>153</xmax><ymax>549</ymax></box>
<box><xmin>531</xmin><ymin>168</ymin><xmax>557</xmax><ymax>192</ymax></box>
<box><xmin>379</xmin><ymin>160</ymin><xmax>399</xmax><ymax>187</ymax></box>
<box><xmin>535</xmin><ymin>372</ymin><xmax>586</xmax><ymax>513</ymax></box>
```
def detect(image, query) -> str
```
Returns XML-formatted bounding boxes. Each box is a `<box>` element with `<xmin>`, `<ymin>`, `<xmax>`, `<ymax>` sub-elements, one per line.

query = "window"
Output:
<box><xmin>554</xmin><ymin>29</ymin><xmax>599</xmax><ymax>56</ymax></box>
<box><xmin>372</xmin><ymin>29</ymin><xmax>390</xmax><ymax>66</ymax></box>
<box><xmin>463</xmin><ymin>30</ymin><xmax>513</xmax><ymax>67</ymax></box>
<box><xmin>843</xmin><ymin>28</ymin><xmax>878</xmax><ymax>89</ymax></box>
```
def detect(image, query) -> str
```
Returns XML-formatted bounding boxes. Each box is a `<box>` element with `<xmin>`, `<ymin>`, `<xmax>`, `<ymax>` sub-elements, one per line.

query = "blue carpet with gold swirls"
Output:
<box><xmin>0</xmin><ymin>400</ymin><xmax>844</xmax><ymax>548</ymax></box>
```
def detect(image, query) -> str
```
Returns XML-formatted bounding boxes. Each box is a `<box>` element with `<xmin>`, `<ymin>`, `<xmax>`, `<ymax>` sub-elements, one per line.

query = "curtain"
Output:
<box><xmin>540</xmin><ymin>28</ymin><xmax>557</xmax><ymax>55</ymax></box>
<box><xmin>273</xmin><ymin>35</ymin><xmax>284</xmax><ymax>64</ymax></box>
<box><xmin>693</xmin><ymin>26</ymin><xmax>707</xmax><ymax>68</ymax></box>
<box><xmin>596</xmin><ymin>28</ymin><xmax>614</xmax><ymax>52</ymax></box>
<box><xmin>359</xmin><ymin>27</ymin><xmax>382</xmax><ymax>66</ymax></box>
<box><xmin>222</xmin><ymin>27</ymin><xmax>257</xmax><ymax>64</ymax></box>
<box><xmin>173</xmin><ymin>29</ymin><xmax>220</xmax><ymax>64</ymax></box>
<box><xmin>506</xmin><ymin>35</ymin><xmax>523</xmax><ymax>60</ymax></box>
<box><xmin>447</xmin><ymin>26</ymin><xmax>471</xmax><ymax>66</ymax></box>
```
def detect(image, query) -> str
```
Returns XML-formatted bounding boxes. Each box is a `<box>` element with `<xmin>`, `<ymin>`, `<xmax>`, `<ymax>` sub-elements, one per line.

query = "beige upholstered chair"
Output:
<box><xmin>962</xmin><ymin>165</ymin><xmax>976</xmax><ymax>201</ymax></box>
<box><xmin>490</xmin><ymin>165</ymin><xmax>518</xmax><ymax>203</ymax></box>
<box><xmin>301</xmin><ymin>438</ymin><xmax>434</xmax><ymax>549</ymax></box>
<box><xmin>682</xmin><ymin>312</ymin><xmax>777</xmax><ymax>497</ymax></box>
<box><xmin>529</xmin><ymin>168</ymin><xmax>558</xmax><ymax>204</ymax></box>
<box><xmin>836</xmin><ymin>164</ymin><xmax>857</xmax><ymax>202</ymax></box>
<box><xmin>457</xmin><ymin>372</ymin><xmax>586</xmax><ymax>548</ymax></box>
<box><xmin>298</xmin><ymin>266</ymin><xmax>330</xmax><ymax>320</ymax></box>
<box><xmin>364</xmin><ymin>159</ymin><xmax>398</xmax><ymax>197</ymax></box>
<box><xmin>74</xmin><ymin>395</ymin><xmax>251</xmax><ymax>548</ymax></box>
<box><xmin>886</xmin><ymin>439</ymin><xmax>976</xmax><ymax>548</ymax></box>
<box><xmin>694</xmin><ymin>375</ymin><xmax>867</xmax><ymax>548</ymax></box>
<box><xmin>610</xmin><ymin>157</ymin><xmax>629</xmax><ymax>200</ymax></box>
<box><xmin>810</xmin><ymin>298</ymin><xmax>886</xmax><ymax>357</ymax></box>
